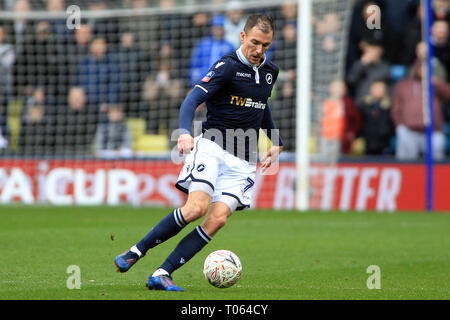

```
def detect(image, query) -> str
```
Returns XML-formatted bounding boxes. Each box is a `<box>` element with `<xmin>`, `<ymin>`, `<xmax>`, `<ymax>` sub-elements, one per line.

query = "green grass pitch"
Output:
<box><xmin>0</xmin><ymin>206</ymin><xmax>448</xmax><ymax>300</ymax></box>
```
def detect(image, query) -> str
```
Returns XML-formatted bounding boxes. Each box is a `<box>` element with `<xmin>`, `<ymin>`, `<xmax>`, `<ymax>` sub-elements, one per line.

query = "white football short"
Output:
<box><xmin>175</xmin><ymin>135</ymin><xmax>256</xmax><ymax>213</ymax></box>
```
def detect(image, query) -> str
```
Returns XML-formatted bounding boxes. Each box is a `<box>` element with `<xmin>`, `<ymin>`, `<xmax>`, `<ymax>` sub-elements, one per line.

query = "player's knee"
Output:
<box><xmin>205</xmin><ymin>214</ymin><xmax>227</xmax><ymax>234</ymax></box>
<box><xmin>191</xmin><ymin>203</ymin><xmax>209</xmax><ymax>219</ymax></box>
<box><xmin>214</xmin><ymin>215</ymin><xmax>228</xmax><ymax>230</ymax></box>
<box><xmin>182</xmin><ymin>201</ymin><xmax>208</xmax><ymax>222</ymax></box>
<box><xmin>181</xmin><ymin>191</ymin><xmax>211</xmax><ymax>222</ymax></box>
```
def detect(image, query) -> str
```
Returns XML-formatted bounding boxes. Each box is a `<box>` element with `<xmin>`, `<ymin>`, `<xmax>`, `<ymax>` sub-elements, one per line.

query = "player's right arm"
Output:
<box><xmin>177</xmin><ymin>58</ymin><xmax>233</xmax><ymax>154</ymax></box>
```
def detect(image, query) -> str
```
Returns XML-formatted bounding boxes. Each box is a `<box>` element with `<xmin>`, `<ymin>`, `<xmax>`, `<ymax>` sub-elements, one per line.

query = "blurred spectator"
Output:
<box><xmin>391</xmin><ymin>60</ymin><xmax>449</xmax><ymax>160</ymax></box>
<box><xmin>76</xmin><ymin>36</ymin><xmax>121</xmax><ymax>107</ymax></box>
<box><xmin>13</xmin><ymin>20</ymin><xmax>60</xmax><ymax>98</ymax></box>
<box><xmin>118</xmin><ymin>28</ymin><xmax>150</xmax><ymax>117</ymax></box>
<box><xmin>127</xmin><ymin>0</ymin><xmax>148</xmax><ymax>8</ymax></box>
<box><xmin>347</xmin><ymin>0</ymin><xmax>397</xmax><ymax>68</ymax></box>
<box><xmin>1</xmin><ymin>1</ymin><xmax>14</xmax><ymax>10</ymax></box>
<box><xmin>432</xmin><ymin>0</ymin><xmax>450</xmax><ymax>23</ymax></box>
<box><xmin>54</xmin><ymin>86</ymin><xmax>97</xmax><ymax>155</ymax></box>
<box><xmin>0</xmin><ymin>126</ymin><xmax>8</xmax><ymax>151</ymax></box>
<box><xmin>190</xmin><ymin>12</ymin><xmax>211</xmax><ymax>40</ymax></box>
<box><xmin>319</xmin><ymin>79</ymin><xmax>361</xmax><ymax>159</ymax></box>
<box><xmin>181</xmin><ymin>12</ymin><xmax>211</xmax><ymax>79</ymax></box>
<box><xmin>319</xmin><ymin>84</ymin><xmax>345</xmax><ymax>161</ymax></box>
<box><xmin>278</xmin><ymin>2</ymin><xmax>297</xmax><ymax>33</ymax></box>
<box><xmin>154</xmin><ymin>0</ymin><xmax>190</xmax><ymax>73</ymax></box>
<box><xmin>141</xmin><ymin>66</ymin><xmax>184</xmax><ymax>135</ymax></box>
<box><xmin>398</xmin><ymin>1</ymin><xmax>423</xmax><ymax>66</ymax></box>
<box><xmin>17</xmin><ymin>102</ymin><xmax>52</xmax><ymax>155</ymax></box>
<box><xmin>384</xmin><ymin>0</ymin><xmax>419</xmax><ymax>37</ymax></box>
<box><xmin>87</xmin><ymin>0</ymin><xmax>121</xmax><ymax>49</ymax></box>
<box><xmin>22</xmin><ymin>87</ymin><xmax>45</xmax><ymax>120</ymax></box>
<box><xmin>72</xmin><ymin>23</ymin><xmax>93</xmax><ymax>57</ymax></box>
<box><xmin>11</xmin><ymin>0</ymin><xmax>33</xmax><ymax>53</ymax></box>
<box><xmin>52</xmin><ymin>22</ymin><xmax>94</xmax><ymax>103</ymax></box>
<box><xmin>35</xmin><ymin>21</ymin><xmax>59</xmax><ymax>94</ymax></box>
<box><xmin>141</xmin><ymin>41</ymin><xmax>185</xmax><ymax>135</ymax></box>
<box><xmin>416</xmin><ymin>41</ymin><xmax>447</xmax><ymax>81</ymax></box>
<box><xmin>188</xmin><ymin>14</ymin><xmax>234</xmax><ymax>87</ymax></box>
<box><xmin>0</xmin><ymin>20</ymin><xmax>14</xmax><ymax>147</ymax></box>
<box><xmin>156</xmin><ymin>0</ymin><xmax>185</xmax><ymax>46</ymax></box>
<box><xmin>432</xmin><ymin>74</ymin><xmax>450</xmax><ymax>110</ymax></box>
<box><xmin>159</xmin><ymin>0</ymin><xmax>175</xmax><ymax>7</ymax></box>
<box><xmin>0</xmin><ymin>25</ymin><xmax>15</xmax><ymax>119</ymax></box>
<box><xmin>358</xmin><ymin>80</ymin><xmax>394</xmax><ymax>155</ymax></box>
<box><xmin>270</xmin><ymin>2</ymin><xmax>297</xmax><ymax>62</ymax></box>
<box><xmin>272</xmin><ymin>80</ymin><xmax>296</xmax><ymax>151</ymax></box>
<box><xmin>121</xmin><ymin>0</ymin><xmax>153</xmax><ymax>52</ymax></box>
<box><xmin>46</xmin><ymin>0</ymin><xmax>71</xmax><ymax>43</ymax></box>
<box><xmin>21</xmin><ymin>86</ymin><xmax>56</xmax><ymax>123</ymax></box>
<box><xmin>122</xmin><ymin>0</ymin><xmax>187</xmax><ymax>74</ymax></box>
<box><xmin>431</xmin><ymin>20</ymin><xmax>450</xmax><ymax>77</ymax></box>
<box><xmin>347</xmin><ymin>39</ymin><xmax>390</xmax><ymax>101</ymax></box>
<box><xmin>224</xmin><ymin>1</ymin><xmax>247</xmax><ymax>49</ymax></box>
<box><xmin>313</xmin><ymin>12</ymin><xmax>343</xmax><ymax>97</ymax></box>
<box><xmin>315</xmin><ymin>12</ymin><xmax>341</xmax><ymax>54</ymax></box>
<box><xmin>273</xmin><ymin>23</ymin><xmax>296</xmax><ymax>83</ymax></box>
<box><xmin>94</xmin><ymin>103</ymin><xmax>132</xmax><ymax>158</ymax></box>
<box><xmin>327</xmin><ymin>79</ymin><xmax>362</xmax><ymax>155</ymax></box>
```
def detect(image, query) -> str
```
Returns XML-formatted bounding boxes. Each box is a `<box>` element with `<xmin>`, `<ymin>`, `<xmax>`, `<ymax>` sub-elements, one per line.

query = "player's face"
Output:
<box><xmin>240</xmin><ymin>26</ymin><xmax>273</xmax><ymax>65</ymax></box>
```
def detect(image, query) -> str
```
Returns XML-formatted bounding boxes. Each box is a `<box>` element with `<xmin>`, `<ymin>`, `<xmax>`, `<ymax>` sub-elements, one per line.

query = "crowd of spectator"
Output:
<box><xmin>0</xmin><ymin>0</ymin><xmax>449</xmax><ymax>161</ymax></box>
<box><xmin>326</xmin><ymin>0</ymin><xmax>450</xmax><ymax>160</ymax></box>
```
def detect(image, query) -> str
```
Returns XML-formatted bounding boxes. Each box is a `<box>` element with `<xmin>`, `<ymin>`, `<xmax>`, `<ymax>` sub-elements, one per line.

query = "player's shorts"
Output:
<box><xmin>175</xmin><ymin>135</ymin><xmax>256</xmax><ymax>213</ymax></box>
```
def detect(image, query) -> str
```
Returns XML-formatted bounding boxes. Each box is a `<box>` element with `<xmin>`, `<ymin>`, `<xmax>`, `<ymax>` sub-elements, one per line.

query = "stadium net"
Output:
<box><xmin>0</xmin><ymin>0</ymin><xmax>353</xmax><ymax>209</ymax></box>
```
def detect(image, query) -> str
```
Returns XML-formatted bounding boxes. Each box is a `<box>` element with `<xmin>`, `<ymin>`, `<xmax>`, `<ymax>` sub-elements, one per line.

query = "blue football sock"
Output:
<box><xmin>135</xmin><ymin>208</ymin><xmax>187</xmax><ymax>255</ymax></box>
<box><xmin>160</xmin><ymin>226</ymin><xmax>212</xmax><ymax>275</ymax></box>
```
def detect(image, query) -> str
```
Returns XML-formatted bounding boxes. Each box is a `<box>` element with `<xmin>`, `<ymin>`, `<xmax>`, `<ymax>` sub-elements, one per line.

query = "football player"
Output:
<box><xmin>115</xmin><ymin>14</ymin><xmax>283</xmax><ymax>291</ymax></box>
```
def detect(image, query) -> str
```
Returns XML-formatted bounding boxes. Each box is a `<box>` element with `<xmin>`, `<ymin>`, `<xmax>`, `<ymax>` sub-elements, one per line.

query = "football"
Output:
<box><xmin>203</xmin><ymin>250</ymin><xmax>242</xmax><ymax>288</ymax></box>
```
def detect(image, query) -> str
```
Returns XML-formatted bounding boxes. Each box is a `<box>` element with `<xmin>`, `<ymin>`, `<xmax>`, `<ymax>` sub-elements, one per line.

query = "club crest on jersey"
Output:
<box><xmin>265</xmin><ymin>73</ymin><xmax>273</xmax><ymax>84</ymax></box>
<box><xmin>197</xmin><ymin>164</ymin><xmax>206</xmax><ymax>172</ymax></box>
<box><xmin>202</xmin><ymin>71</ymin><xmax>215</xmax><ymax>82</ymax></box>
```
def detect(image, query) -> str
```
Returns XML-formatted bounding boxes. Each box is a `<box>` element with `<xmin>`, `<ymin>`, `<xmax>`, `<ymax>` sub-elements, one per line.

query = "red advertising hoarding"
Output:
<box><xmin>0</xmin><ymin>159</ymin><xmax>448</xmax><ymax>212</ymax></box>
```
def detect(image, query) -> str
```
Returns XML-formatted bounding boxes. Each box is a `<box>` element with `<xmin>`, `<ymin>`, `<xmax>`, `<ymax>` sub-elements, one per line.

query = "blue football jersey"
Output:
<box><xmin>200</xmin><ymin>49</ymin><xmax>280</xmax><ymax>161</ymax></box>
<box><xmin>180</xmin><ymin>48</ymin><xmax>282</xmax><ymax>162</ymax></box>
<box><xmin>196</xmin><ymin>48</ymin><xmax>278</xmax><ymax>130</ymax></box>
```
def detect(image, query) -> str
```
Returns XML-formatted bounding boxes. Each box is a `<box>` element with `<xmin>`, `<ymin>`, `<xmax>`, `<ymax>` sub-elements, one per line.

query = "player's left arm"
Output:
<box><xmin>260</xmin><ymin>103</ymin><xmax>284</xmax><ymax>170</ymax></box>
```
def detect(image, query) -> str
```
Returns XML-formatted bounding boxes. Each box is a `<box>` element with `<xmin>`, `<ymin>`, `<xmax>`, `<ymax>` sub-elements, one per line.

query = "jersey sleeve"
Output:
<box><xmin>261</xmin><ymin>103</ymin><xmax>284</xmax><ymax>147</ymax></box>
<box><xmin>179</xmin><ymin>58</ymin><xmax>233</xmax><ymax>134</ymax></box>
<box><xmin>193</xmin><ymin>58</ymin><xmax>234</xmax><ymax>97</ymax></box>
<box><xmin>178</xmin><ymin>87</ymin><xmax>208</xmax><ymax>135</ymax></box>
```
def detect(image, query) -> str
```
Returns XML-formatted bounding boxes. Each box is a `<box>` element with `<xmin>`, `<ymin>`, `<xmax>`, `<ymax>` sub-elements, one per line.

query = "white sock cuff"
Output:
<box><xmin>130</xmin><ymin>245</ymin><xmax>143</xmax><ymax>257</ymax></box>
<box><xmin>196</xmin><ymin>226</ymin><xmax>212</xmax><ymax>243</ymax></box>
<box><xmin>152</xmin><ymin>268</ymin><xmax>169</xmax><ymax>277</ymax></box>
<box><xmin>173</xmin><ymin>208</ymin><xmax>188</xmax><ymax>228</ymax></box>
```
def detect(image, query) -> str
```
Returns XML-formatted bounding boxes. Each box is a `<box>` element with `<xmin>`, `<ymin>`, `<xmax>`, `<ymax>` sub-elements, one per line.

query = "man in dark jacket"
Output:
<box><xmin>358</xmin><ymin>80</ymin><xmax>394</xmax><ymax>155</ymax></box>
<box><xmin>347</xmin><ymin>40</ymin><xmax>391</xmax><ymax>102</ymax></box>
